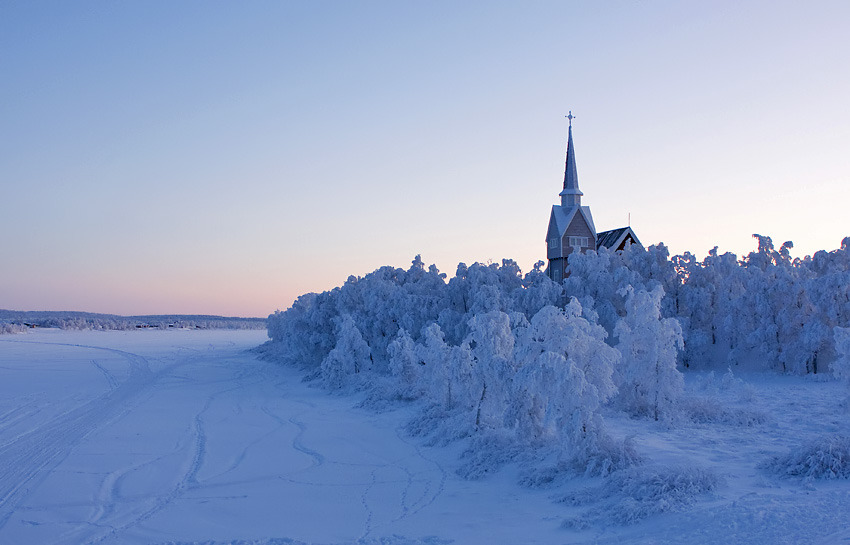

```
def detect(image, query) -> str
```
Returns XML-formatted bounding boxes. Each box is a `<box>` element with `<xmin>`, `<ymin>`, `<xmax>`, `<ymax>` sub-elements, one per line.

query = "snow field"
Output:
<box><xmin>0</xmin><ymin>330</ymin><xmax>575</xmax><ymax>545</ymax></box>
<box><xmin>584</xmin><ymin>371</ymin><xmax>850</xmax><ymax>544</ymax></box>
<box><xmin>2</xmin><ymin>329</ymin><xmax>850</xmax><ymax>544</ymax></box>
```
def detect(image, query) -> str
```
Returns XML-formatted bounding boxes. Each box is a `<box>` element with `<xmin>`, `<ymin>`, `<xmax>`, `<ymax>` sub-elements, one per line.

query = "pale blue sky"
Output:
<box><xmin>2</xmin><ymin>1</ymin><xmax>849</xmax><ymax>317</ymax></box>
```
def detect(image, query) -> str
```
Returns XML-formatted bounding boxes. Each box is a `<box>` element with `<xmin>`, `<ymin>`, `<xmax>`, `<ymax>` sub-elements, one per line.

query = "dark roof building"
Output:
<box><xmin>596</xmin><ymin>226</ymin><xmax>642</xmax><ymax>252</ymax></box>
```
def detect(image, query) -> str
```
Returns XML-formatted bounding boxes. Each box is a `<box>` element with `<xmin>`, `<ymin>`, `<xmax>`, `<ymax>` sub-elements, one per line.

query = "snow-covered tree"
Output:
<box><xmin>833</xmin><ymin>327</ymin><xmax>850</xmax><ymax>402</ymax></box>
<box><xmin>387</xmin><ymin>328</ymin><xmax>423</xmax><ymax>400</ymax></box>
<box><xmin>512</xmin><ymin>300</ymin><xmax>620</xmax><ymax>462</ymax></box>
<box><xmin>512</xmin><ymin>260</ymin><xmax>563</xmax><ymax>319</ymax></box>
<box><xmin>467</xmin><ymin>310</ymin><xmax>515</xmax><ymax>430</ymax></box>
<box><xmin>321</xmin><ymin>314</ymin><xmax>371</xmax><ymax>390</ymax></box>
<box><xmin>267</xmin><ymin>291</ymin><xmax>338</xmax><ymax>368</ymax></box>
<box><xmin>262</xmin><ymin>239</ymin><xmax>850</xmax><ymax>477</ymax></box>
<box><xmin>416</xmin><ymin>323</ymin><xmax>477</xmax><ymax>414</ymax></box>
<box><xmin>614</xmin><ymin>285</ymin><xmax>684</xmax><ymax>422</ymax></box>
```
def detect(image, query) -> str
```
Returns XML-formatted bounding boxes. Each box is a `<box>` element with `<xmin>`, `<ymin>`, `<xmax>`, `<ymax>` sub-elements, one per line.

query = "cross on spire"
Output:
<box><xmin>559</xmin><ymin>111</ymin><xmax>582</xmax><ymax>207</ymax></box>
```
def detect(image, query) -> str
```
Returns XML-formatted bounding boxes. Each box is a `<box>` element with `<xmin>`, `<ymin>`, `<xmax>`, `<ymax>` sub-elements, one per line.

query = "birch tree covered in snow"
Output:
<box><xmin>511</xmin><ymin>300</ymin><xmax>620</xmax><ymax>462</ymax></box>
<box><xmin>387</xmin><ymin>328</ymin><xmax>423</xmax><ymax>400</ymax></box>
<box><xmin>321</xmin><ymin>314</ymin><xmax>371</xmax><ymax>390</ymax></box>
<box><xmin>467</xmin><ymin>310</ymin><xmax>515</xmax><ymax>431</ymax></box>
<box><xmin>614</xmin><ymin>286</ymin><xmax>684</xmax><ymax>422</ymax></box>
<box><xmin>833</xmin><ymin>327</ymin><xmax>850</xmax><ymax>402</ymax></box>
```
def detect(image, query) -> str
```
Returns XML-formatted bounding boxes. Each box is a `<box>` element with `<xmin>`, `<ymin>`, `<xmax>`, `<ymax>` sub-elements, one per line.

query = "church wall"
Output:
<box><xmin>561</xmin><ymin>213</ymin><xmax>596</xmax><ymax>256</ymax></box>
<box><xmin>548</xmin><ymin>257</ymin><xmax>567</xmax><ymax>282</ymax></box>
<box><xmin>546</xmin><ymin>216</ymin><xmax>562</xmax><ymax>259</ymax></box>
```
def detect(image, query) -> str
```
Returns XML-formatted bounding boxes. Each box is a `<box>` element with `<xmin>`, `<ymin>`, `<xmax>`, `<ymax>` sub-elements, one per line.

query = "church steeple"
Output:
<box><xmin>545</xmin><ymin>111</ymin><xmax>598</xmax><ymax>282</ymax></box>
<box><xmin>559</xmin><ymin>112</ymin><xmax>583</xmax><ymax>208</ymax></box>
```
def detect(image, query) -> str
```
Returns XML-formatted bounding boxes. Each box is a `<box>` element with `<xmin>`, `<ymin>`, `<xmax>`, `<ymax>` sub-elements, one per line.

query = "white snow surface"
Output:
<box><xmin>1</xmin><ymin>329</ymin><xmax>849</xmax><ymax>545</ymax></box>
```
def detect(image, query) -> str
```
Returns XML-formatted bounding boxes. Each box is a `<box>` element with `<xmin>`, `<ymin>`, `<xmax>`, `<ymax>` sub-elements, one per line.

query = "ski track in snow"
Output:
<box><xmin>355</xmin><ymin>425</ymin><xmax>449</xmax><ymax>540</ymax></box>
<box><xmin>83</xmin><ymin>361</ymin><xmax>275</xmax><ymax>545</ymax></box>
<box><xmin>259</xmin><ymin>400</ymin><xmax>447</xmax><ymax>540</ymax></box>
<box><xmin>259</xmin><ymin>405</ymin><xmax>327</xmax><ymax>470</ymax></box>
<box><xmin>392</xmin><ymin>426</ymin><xmax>448</xmax><ymax>521</ymax></box>
<box><xmin>0</xmin><ymin>339</ymin><xmax>155</xmax><ymax>532</ymax></box>
<box><xmin>285</xmin><ymin>415</ymin><xmax>327</xmax><ymax>469</ymax></box>
<box><xmin>0</xmin><ymin>397</ymin><xmax>55</xmax><ymax>446</ymax></box>
<box><xmin>0</xmin><ymin>332</ymin><xmax>463</xmax><ymax>545</ymax></box>
<box><xmin>0</xmin><ymin>335</ymin><xmax>263</xmax><ymax>544</ymax></box>
<box><xmin>86</xmin><ymin>403</ymin><xmax>210</xmax><ymax>544</ymax></box>
<box><xmin>90</xmin><ymin>359</ymin><xmax>120</xmax><ymax>390</ymax></box>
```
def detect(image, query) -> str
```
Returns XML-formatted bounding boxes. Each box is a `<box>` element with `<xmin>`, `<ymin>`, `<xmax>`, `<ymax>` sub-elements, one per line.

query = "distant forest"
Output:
<box><xmin>0</xmin><ymin>310</ymin><xmax>266</xmax><ymax>334</ymax></box>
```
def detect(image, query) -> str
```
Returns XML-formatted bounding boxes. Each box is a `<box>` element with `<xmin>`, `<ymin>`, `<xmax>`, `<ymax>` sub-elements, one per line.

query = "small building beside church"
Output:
<box><xmin>545</xmin><ymin>116</ymin><xmax>642</xmax><ymax>282</ymax></box>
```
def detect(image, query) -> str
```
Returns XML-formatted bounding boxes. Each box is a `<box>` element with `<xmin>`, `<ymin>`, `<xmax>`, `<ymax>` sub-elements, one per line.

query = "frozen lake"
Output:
<box><xmin>2</xmin><ymin>329</ymin><xmax>849</xmax><ymax>545</ymax></box>
<box><xmin>0</xmin><ymin>329</ymin><xmax>570</xmax><ymax>545</ymax></box>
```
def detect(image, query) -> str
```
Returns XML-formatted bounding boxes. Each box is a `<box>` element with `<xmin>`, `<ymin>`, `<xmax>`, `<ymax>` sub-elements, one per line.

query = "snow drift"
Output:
<box><xmin>765</xmin><ymin>434</ymin><xmax>850</xmax><ymax>480</ymax></box>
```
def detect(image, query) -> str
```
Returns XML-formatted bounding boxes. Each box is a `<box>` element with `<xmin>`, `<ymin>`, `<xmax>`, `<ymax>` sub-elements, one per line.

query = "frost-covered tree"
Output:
<box><xmin>321</xmin><ymin>314</ymin><xmax>372</xmax><ymax>390</ymax></box>
<box><xmin>833</xmin><ymin>327</ymin><xmax>850</xmax><ymax>402</ymax></box>
<box><xmin>267</xmin><ymin>291</ymin><xmax>338</xmax><ymax>368</ymax></box>
<box><xmin>740</xmin><ymin>236</ymin><xmax>800</xmax><ymax>372</ymax></box>
<box><xmin>267</xmin><ymin>238</ymin><xmax>850</xmax><ymax>384</ymax></box>
<box><xmin>512</xmin><ymin>260</ymin><xmax>563</xmax><ymax>319</ymax></box>
<box><xmin>263</xmin><ymin>240</ymin><xmax>850</xmax><ymax>477</ymax></box>
<box><xmin>511</xmin><ymin>300</ymin><xmax>620</xmax><ymax>463</ymax></box>
<box><xmin>387</xmin><ymin>328</ymin><xmax>423</xmax><ymax>400</ymax></box>
<box><xmin>467</xmin><ymin>310</ymin><xmax>515</xmax><ymax>430</ymax></box>
<box><xmin>675</xmin><ymin>247</ymin><xmax>746</xmax><ymax>368</ymax></box>
<box><xmin>622</xmin><ymin>242</ymin><xmax>681</xmax><ymax>318</ymax></box>
<box><xmin>417</xmin><ymin>323</ymin><xmax>476</xmax><ymax>414</ymax></box>
<box><xmin>563</xmin><ymin>247</ymin><xmax>627</xmax><ymax>335</ymax></box>
<box><xmin>614</xmin><ymin>286</ymin><xmax>684</xmax><ymax>422</ymax></box>
<box><xmin>801</xmin><ymin>239</ymin><xmax>850</xmax><ymax>369</ymax></box>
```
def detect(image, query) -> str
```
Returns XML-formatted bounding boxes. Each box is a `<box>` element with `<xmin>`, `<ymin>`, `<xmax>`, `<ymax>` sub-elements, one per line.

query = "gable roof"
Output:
<box><xmin>596</xmin><ymin>226</ymin><xmax>642</xmax><ymax>251</ymax></box>
<box><xmin>549</xmin><ymin>204</ymin><xmax>597</xmax><ymax>240</ymax></box>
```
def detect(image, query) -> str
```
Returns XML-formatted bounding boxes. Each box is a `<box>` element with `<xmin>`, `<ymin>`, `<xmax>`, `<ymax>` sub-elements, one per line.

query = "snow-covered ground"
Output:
<box><xmin>1</xmin><ymin>330</ymin><xmax>848</xmax><ymax>545</ymax></box>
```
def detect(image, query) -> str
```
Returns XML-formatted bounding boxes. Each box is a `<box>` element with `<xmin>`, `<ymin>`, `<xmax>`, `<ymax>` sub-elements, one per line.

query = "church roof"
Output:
<box><xmin>558</xmin><ymin>124</ymin><xmax>582</xmax><ymax>198</ymax></box>
<box><xmin>596</xmin><ymin>226</ymin><xmax>642</xmax><ymax>251</ymax></box>
<box><xmin>550</xmin><ymin>204</ymin><xmax>597</xmax><ymax>239</ymax></box>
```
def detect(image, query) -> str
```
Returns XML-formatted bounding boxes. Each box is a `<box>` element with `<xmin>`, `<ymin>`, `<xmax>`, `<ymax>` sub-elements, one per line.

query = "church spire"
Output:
<box><xmin>559</xmin><ymin>111</ymin><xmax>583</xmax><ymax>208</ymax></box>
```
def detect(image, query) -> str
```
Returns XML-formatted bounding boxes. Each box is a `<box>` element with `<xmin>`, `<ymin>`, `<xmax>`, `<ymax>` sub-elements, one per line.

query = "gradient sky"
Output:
<box><xmin>2</xmin><ymin>1</ymin><xmax>849</xmax><ymax>317</ymax></box>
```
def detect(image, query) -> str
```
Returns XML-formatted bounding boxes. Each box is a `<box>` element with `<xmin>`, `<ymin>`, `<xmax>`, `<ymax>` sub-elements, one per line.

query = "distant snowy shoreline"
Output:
<box><xmin>0</xmin><ymin>309</ymin><xmax>266</xmax><ymax>333</ymax></box>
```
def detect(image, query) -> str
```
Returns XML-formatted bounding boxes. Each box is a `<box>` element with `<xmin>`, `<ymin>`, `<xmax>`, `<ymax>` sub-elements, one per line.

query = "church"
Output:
<box><xmin>545</xmin><ymin>114</ymin><xmax>641</xmax><ymax>282</ymax></box>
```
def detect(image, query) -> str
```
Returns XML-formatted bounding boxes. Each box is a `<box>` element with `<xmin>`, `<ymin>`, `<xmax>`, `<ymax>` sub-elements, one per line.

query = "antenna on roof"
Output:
<box><xmin>628</xmin><ymin>212</ymin><xmax>631</xmax><ymax>226</ymax></box>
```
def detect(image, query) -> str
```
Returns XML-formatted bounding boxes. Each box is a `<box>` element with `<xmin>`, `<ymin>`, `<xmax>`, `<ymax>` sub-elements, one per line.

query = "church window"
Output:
<box><xmin>569</xmin><ymin>236</ymin><xmax>588</xmax><ymax>249</ymax></box>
